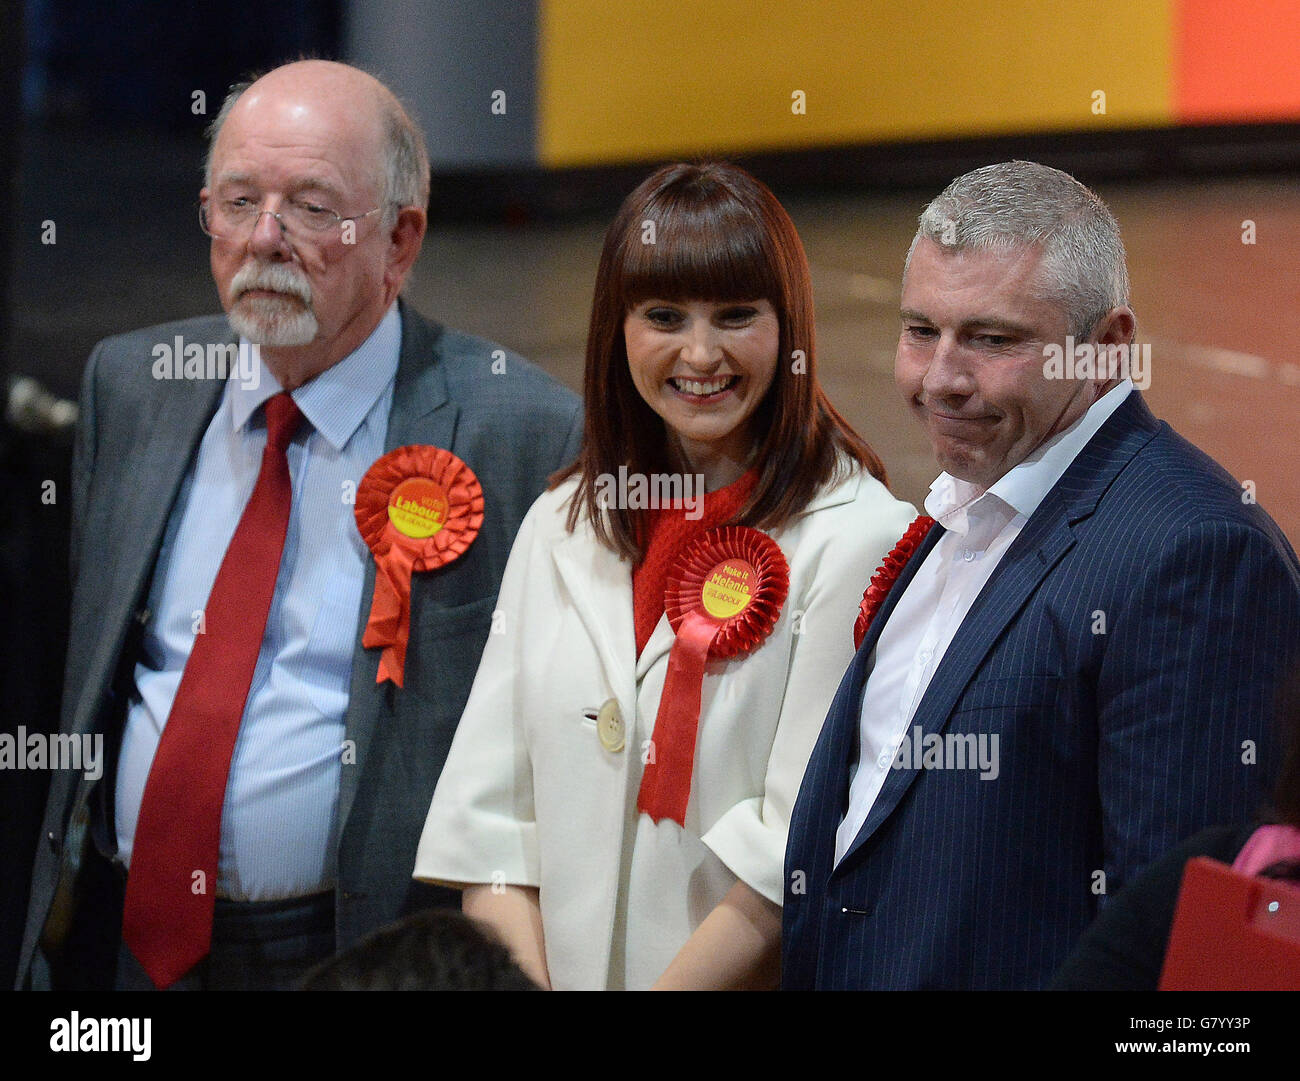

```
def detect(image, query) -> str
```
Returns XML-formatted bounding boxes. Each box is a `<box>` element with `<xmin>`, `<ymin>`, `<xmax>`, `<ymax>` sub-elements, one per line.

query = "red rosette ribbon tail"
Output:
<box><xmin>853</xmin><ymin>514</ymin><xmax>936</xmax><ymax>650</ymax></box>
<box><xmin>366</xmin><ymin>542</ymin><xmax>420</xmax><ymax>685</ymax></box>
<box><xmin>637</xmin><ymin>526</ymin><xmax>789</xmax><ymax>826</ymax></box>
<box><xmin>354</xmin><ymin>445</ymin><xmax>484</xmax><ymax>687</ymax></box>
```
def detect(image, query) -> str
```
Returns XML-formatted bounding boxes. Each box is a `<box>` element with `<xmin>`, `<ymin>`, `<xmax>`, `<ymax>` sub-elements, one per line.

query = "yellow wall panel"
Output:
<box><xmin>538</xmin><ymin>0</ymin><xmax>1175</xmax><ymax>167</ymax></box>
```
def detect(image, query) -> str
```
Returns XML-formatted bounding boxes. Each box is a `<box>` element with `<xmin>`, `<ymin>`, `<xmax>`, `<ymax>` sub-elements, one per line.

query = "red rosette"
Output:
<box><xmin>665</xmin><ymin>525</ymin><xmax>789</xmax><ymax>659</ymax></box>
<box><xmin>853</xmin><ymin>514</ymin><xmax>935</xmax><ymax>651</ymax></box>
<box><xmin>354</xmin><ymin>445</ymin><xmax>484</xmax><ymax>686</ymax></box>
<box><xmin>638</xmin><ymin>526</ymin><xmax>789</xmax><ymax>826</ymax></box>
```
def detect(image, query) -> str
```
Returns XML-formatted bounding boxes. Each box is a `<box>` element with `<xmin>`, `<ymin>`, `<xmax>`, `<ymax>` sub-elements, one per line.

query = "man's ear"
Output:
<box><xmin>1093</xmin><ymin>305</ymin><xmax>1136</xmax><ymax>348</ymax></box>
<box><xmin>384</xmin><ymin>205</ymin><xmax>427</xmax><ymax>295</ymax></box>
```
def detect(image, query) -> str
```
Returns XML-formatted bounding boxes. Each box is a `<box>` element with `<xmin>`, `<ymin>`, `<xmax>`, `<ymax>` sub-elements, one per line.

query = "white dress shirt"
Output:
<box><xmin>834</xmin><ymin>380</ymin><xmax>1134</xmax><ymax>864</ymax></box>
<box><xmin>116</xmin><ymin>305</ymin><xmax>400</xmax><ymax>900</ymax></box>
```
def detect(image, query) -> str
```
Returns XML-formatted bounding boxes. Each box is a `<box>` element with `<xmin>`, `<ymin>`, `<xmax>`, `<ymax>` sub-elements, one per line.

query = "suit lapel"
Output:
<box><xmin>835</xmin><ymin>510</ymin><xmax>1077</xmax><ymax>871</ymax></box>
<box><xmin>55</xmin><ymin>365</ymin><xmax>225</xmax><ymax>949</ymax></box>
<box><xmin>552</xmin><ymin>528</ymin><xmax>638</xmax><ymax>708</ymax></box>
<box><xmin>834</xmin><ymin>390</ymin><xmax>1162</xmax><ymax>871</ymax></box>
<box><xmin>636</xmin><ymin>616</ymin><xmax>675</xmax><ymax>680</ymax></box>
<box><xmin>338</xmin><ymin>303</ymin><xmax>459</xmax><ymax>832</ymax></box>
<box><xmin>818</xmin><ymin>522</ymin><xmax>945</xmax><ymax>769</ymax></box>
<box><xmin>76</xmin><ymin>373</ymin><xmax>225</xmax><ymax>735</ymax></box>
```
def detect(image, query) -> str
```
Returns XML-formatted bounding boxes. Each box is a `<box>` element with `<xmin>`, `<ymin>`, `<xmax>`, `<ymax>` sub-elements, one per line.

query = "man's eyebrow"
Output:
<box><xmin>898</xmin><ymin>309</ymin><xmax>1037</xmax><ymax>337</ymax></box>
<box><xmin>211</xmin><ymin>173</ymin><xmax>347</xmax><ymax>201</ymax></box>
<box><xmin>287</xmin><ymin>176</ymin><xmax>347</xmax><ymax>201</ymax></box>
<box><xmin>962</xmin><ymin>317</ymin><xmax>1037</xmax><ymax>336</ymax></box>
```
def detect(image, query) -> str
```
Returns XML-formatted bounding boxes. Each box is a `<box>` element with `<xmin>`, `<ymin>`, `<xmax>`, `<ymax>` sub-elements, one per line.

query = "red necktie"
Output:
<box><xmin>122</xmin><ymin>391</ymin><xmax>303</xmax><ymax>988</ymax></box>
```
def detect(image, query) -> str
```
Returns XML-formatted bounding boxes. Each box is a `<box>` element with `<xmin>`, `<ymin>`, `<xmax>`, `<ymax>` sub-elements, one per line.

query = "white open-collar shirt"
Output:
<box><xmin>835</xmin><ymin>380</ymin><xmax>1134</xmax><ymax>863</ymax></box>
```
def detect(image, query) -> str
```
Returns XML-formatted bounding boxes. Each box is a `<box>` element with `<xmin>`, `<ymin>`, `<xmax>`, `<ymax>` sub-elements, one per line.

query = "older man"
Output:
<box><xmin>783</xmin><ymin>160</ymin><xmax>1300</xmax><ymax>989</ymax></box>
<box><xmin>18</xmin><ymin>60</ymin><xmax>581</xmax><ymax>990</ymax></box>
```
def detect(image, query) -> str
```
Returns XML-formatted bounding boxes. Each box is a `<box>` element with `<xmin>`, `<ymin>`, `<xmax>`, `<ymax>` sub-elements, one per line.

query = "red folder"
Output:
<box><xmin>1159</xmin><ymin>857</ymin><xmax>1300</xmax><ymax>990</ymax></box>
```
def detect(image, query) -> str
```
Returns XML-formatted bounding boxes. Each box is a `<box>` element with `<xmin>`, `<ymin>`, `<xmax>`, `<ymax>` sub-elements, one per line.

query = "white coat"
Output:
<box><xmin>414</xmin><ymin>464</ymin><xmax>916</xmax><ymax>989</ymax></box>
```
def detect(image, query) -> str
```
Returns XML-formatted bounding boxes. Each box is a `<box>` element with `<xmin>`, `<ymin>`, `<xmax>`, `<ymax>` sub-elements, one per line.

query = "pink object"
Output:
<box><xmin>1231</xmin><ymin>823</ymin><xmax>1300</xmax><ymax>875</ymax></box>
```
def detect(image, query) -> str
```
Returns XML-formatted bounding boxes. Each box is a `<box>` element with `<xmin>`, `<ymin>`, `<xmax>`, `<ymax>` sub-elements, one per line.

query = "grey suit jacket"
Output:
<box><xmin>18</xmin><ymin>299</ymin><xmax>582</xmax><ymax>988</ymax></box>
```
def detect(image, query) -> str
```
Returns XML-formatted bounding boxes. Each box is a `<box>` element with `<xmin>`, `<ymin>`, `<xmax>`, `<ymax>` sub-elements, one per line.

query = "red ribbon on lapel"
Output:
<box><xmin>637</xmin><ymin>526</ymin><xmax>788</xmax><ymax>826</ymax></box>
<box><xmin>354</xmin><ymin>445</ymin><xmax>484</xmax><ymax>686</ymax></box>
<box><xmin>853</xmin><ymin>514</ymin><xmax>936</xmax><ymax>650</ymax></box>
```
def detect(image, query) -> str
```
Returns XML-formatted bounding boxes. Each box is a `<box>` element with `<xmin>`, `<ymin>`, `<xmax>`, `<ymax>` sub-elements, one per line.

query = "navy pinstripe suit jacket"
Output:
<box><xmin>783</xmin><ymin>391</ymin><xmax>1300</xmax><ymax>989</ymax></box>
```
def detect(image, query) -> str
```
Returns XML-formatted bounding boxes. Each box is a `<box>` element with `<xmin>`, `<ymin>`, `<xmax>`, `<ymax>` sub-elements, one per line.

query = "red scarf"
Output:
<box><xmin>632</xmin><ymin>469</ymin><xmax>758</xmax><ymax>656</ymax></box>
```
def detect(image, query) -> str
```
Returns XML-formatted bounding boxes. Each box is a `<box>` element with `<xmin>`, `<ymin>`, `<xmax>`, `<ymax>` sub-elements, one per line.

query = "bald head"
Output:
<box><xmin>201</xmin><ymin>59</ymin><xmax>429</xmax><ymax>388</ymax></box>
<box><xmin>205</xmin><ymin>61</ymin><xmax>429</xmax><ymax>223</ymax></box>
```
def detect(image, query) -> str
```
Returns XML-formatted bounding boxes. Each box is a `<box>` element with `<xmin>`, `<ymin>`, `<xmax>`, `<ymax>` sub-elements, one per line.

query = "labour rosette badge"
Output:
<box><xmin>853</xmin><ymin>514</ymin><xmax>935</xmax><ymax>650</ymax></box>
<box><xmin>637</xmin><ymin>526</ymin><xmax>789</xmax><ymax>825</ymax></box>
<box><xmin>354</xmin><ymin>445</ymin><xmax>484</xmax><ymax>686</ymax></box>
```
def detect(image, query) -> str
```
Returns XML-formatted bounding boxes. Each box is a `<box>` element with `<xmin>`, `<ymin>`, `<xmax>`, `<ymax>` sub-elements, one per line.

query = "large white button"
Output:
<box><xmin>597</xmin><ymin>698</ymin><xmax>625</xmax><ymax>753</ymax></box>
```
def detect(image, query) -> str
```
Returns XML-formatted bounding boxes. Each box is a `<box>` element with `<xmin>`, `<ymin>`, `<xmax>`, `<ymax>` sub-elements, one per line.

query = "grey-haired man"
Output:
<box><xmin>785</xmin><ymin>160</ymin><xmax>1300</xmax><ymax>989</ymax></box>
<box><xmin>20</xmin><ymin>60</ymin><xmax>580</xmax><ymax>991</ymax></box>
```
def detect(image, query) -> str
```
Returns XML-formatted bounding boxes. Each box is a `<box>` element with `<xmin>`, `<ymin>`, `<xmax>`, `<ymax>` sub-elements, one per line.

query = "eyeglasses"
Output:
<box><xmin>199</xmin><ymin>197</ymin><xmax>386</xmax><ymax>241</ymax></box>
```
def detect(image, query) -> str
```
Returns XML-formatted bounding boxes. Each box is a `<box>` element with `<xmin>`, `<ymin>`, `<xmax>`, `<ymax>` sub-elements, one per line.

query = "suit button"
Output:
<box><xmin>47</xmin><ymin>831</ymin><xmax>59</xmax><ymax>852</ymax></box>
<box><xmin>596</xmin><ymin>698</ymin><xmax>625</xmax><ymax>753</ymax></box>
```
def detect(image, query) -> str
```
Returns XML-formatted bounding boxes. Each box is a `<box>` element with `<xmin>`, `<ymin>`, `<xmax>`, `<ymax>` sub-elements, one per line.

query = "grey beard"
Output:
<box><xmin>227</xmin><ymin>296</ymin><xmax>319</xmax><ymax>347</ymax></box>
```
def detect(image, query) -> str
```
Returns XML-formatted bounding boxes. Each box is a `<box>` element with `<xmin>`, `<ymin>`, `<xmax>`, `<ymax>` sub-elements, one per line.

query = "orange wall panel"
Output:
<box><xmin>1176</xmin><ymin>0</ymin><xmax>1300</xmax><ymax>121</ymax></box>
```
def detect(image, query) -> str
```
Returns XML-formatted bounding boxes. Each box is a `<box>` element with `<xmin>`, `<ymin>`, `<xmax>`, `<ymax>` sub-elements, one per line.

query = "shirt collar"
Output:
<box><xmin>229</xmin><ymin>303</ymin><xmax>402</xmax><ymax>450</ymax></box>
<box><xmin>925</xmin><ymin>379</ymin><xmax>1134</xmax><ymax>531</ymax></box>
